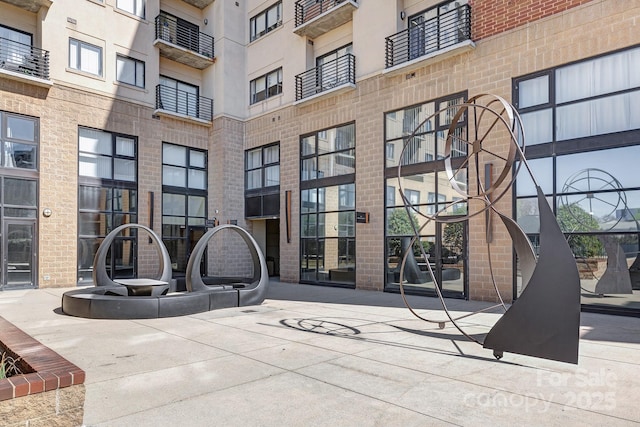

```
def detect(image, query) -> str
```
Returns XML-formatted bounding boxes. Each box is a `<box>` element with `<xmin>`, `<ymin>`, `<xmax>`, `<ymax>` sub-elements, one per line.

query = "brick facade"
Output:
<box><xmin>471</xmin><ymin>0</ymin><xmax>593</xmax><ymax>41</ymax></box>
<box><xmin>1</xmin><ymin>0</ymin><xmax>638</xmax><ymax>304</ymax></box>
<box><xmin>246</xmin><ymin>0</ymin><xmax>640</xmax><ymax>301</ymax></box>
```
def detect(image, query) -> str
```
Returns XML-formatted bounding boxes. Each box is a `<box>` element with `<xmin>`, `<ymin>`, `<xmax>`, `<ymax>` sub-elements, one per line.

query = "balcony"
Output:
<box><xmin>180</xmin><ymin>0</ymin><xmax>213</xmax><ymax>9</ymax></box>
<box><xmin>154</xmin><ymin>13</ymin><xmax>214</xmax><ymax>70</ymax></box>
<box><xmin>155</xmin><ymin>84</ymin><xmax>213</xmax><ymax>123</ymax></box>
<box><xmin>0</xmin><ymin>38</ymin><xmax>51</xmax><ymax>87</ymax></box>
<box><xmin>294</xmin><ymin>0</ymin><xmax>358</xmax><ymax>39</ymax></box>
<box><xmin>385</xmin><ymin>4</ymin><xmax>473</xmax><ymax>73</ymax></box>
<box><xmin>0</xmin><ymin>0</ymin><xmax>51</xmax><ymax>13</ymax></box>
<box><xmin>295</xmin><ymin>53</ymin><xmax>355</xmax><ymax>103</ymax></box>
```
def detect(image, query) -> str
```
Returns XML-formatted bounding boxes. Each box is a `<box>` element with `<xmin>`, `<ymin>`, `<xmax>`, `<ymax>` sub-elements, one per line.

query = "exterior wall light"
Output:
<box><xmin>42</xmin><ymin>208</ymin><xmax>52</xmax><ymax>217</ymax></box>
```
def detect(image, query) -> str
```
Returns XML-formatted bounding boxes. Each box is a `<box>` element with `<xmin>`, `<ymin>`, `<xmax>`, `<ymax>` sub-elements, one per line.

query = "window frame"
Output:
<box><xmin>78</xmin><ymin>127</ymin><xmax>137</xmax><ymax>183</ymax></box>
<box><xmin>77</xmin><ymin>127</ymin><xmax>138</xmax><ymax>285</ymax></box>
<box><xmin>116</xmin><ymin>0</ymin><xmax>145</xmax><ymax>18</ymax></box>
<box><xmin>513</xmin><ymin>44</ymin><xmax>640</xmax><ymax>158</ymax></box>
<box><xmin>116</xmin><ymin>54</ymin><xmax>145</xmax><ymax>88</ymax></box>
<box><xmin>245</xmin><ymin>143</ymin><xmax>280</xmax><ymax>192</ymax></box>
<box><xmin>250</xmin><ymin>1</ymin><xmax>283</xmax><ymax>42</ymax></box>
<box><xmin>69</xmin><ymin>38</ymin><xmax>103</xmax><ymax>76</ymax></box>
<box><xmin>250</xmin><ymin>68</ymin><xmax>283</xmax><ymax>104</ymax></box>
<box><xmin>0</xmin><ymin>111</ymin><xmax>39</xmax><ymax>171</ymax></box>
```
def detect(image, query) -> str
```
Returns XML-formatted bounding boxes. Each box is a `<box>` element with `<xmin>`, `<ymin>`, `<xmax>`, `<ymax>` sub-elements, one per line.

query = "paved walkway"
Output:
<box><xmin>1</xmin><ymin>280</ymin><xmax>639</xmax><ymax>426</ymax></box>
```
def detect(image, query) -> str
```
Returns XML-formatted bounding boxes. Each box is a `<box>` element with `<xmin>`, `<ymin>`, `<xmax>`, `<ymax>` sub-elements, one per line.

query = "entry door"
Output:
<box><xmin>4</xmin><ymin>220</ymin><xmax>36</xmax><ymax>288</ymax></box>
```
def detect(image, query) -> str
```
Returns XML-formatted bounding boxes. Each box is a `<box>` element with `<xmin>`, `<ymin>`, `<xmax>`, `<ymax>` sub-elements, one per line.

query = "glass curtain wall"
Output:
<box><xmin>162</xmin><ymin>143</ymin><xmax>207</xmax><ymax>275</ymax></box>
<box><xmin>514</xmin><ymin>45</ymin><xmax>640</xmax><ymax>315</ymax></box>
<box><xmin>300</xmin><ymin>123</ymin><xmax>356</xmax><ymax>286</ymax></box>
<box><xmin>384</xmin><ymin>93</ymin><xmax>468</xmax><ymax>297</ymax></box>
<box><xmin>78</xmin><ymin>128</ymin><xmax>137</xmax><ymax>284</ymax></box>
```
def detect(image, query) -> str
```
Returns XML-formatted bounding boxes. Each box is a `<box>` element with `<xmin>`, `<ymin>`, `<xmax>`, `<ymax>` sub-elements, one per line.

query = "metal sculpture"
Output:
<box><xmin>62</xmin><ymin>224</ymin><xmax>269</xmax><ymax>319</ymax></box>
<box><xmin>92</xmin><ymin>223</ymin><xmax>172</xmax><ymax>293</ymax></box>
<box><xmin>186</xmin><ymin>224</ymin><xmax>269</xmax><ymax>306</ymax></box>
<box><xmin>397</xmin><ymin>94</ymin><xmax>581</xmax><ymax>364</ymax></box>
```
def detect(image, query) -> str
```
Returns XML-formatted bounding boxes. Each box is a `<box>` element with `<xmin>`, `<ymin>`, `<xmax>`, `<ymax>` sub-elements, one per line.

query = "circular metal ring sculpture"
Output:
<box><xmin>560</xmin><ymin>168</ymin><xmax>627</xmax><ymax>232</ymax></box>
<box><xmin>186</xmin><ymin>224</ymin><xmax>269</xmax><ymax>307</ymax></box>
<box><xmin>560</xmin><ymin>168</ymin><xmax>636</xmax><ymax>295</ymax></box>
<box><xmin>397</xmin><ymin>94</ymin><xmax>581</xmax><ymax>364</ymax></box>
<box><xmin>93</xmin><ymin>223</ymin><xmax>172</xmax><ymax>287</ymax></box>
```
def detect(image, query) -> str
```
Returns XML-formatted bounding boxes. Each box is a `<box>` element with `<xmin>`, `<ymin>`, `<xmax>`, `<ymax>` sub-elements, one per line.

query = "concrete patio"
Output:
<box><xmin>0</xmin><ymin>279</ymin><xmax>638</xmax><ymax>426</ymax></box>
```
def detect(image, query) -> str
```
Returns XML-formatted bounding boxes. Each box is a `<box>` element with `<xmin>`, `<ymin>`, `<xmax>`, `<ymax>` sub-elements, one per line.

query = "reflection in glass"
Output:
<box><xmin>6</xmin><ymin>223</ymin><xmax>33</xmax><ymax>286</ymax></box>
<box><xmin>5</xmin><ymin>178</ymin><xmax>37</xmax><ymax>206</ymax></box>
<box><xmin>4</xmin><ymin>142</ymin><xmax>36</xmax><ymax>169</ymax></box>
<box><xmin>163</xmin><ymin>193</ymin><xmax>185</xmax><ymax>216</ymax></box>
<box><xmin>386</xmin><ymin>236</ymin><xmax>436</xmax><ymax>292</ymax></box>
<box><xmin>556</xmin><ymin>146</ymin><xmax>640</xmax><ymax>190</ymax></box>
<box><xmin>520</xmin><ymin>109</ymin><xmax>552</xmax><ymax>145</ymax></box>
<box><xmin>515</xmin><ymin>158</ymin><xmax>553</xmax><ymax>196</ymax></box>
<box><xmin>6</xmin><ymin>116</ymin><xmax>35</xmax><ymax>141</ymax></box>
<box><xmin>519</xmin><ymin>75</ymin><xmax>549</xmax><ymax>108</ymax></box>
<box><xmin>79</xmin><ymin>186</ymin><xmax>111</xmax><ymax>211</ymax></box>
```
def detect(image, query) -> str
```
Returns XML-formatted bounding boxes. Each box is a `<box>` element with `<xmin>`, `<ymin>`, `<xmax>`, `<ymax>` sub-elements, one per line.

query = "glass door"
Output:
<box><xmin>4</xmin><ymin>220</ymin><xmax>35</xmax><ymax>288</ymax></box>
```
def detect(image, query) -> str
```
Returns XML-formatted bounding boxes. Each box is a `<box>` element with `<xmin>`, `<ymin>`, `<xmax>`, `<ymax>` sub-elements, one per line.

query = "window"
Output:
<box><xmin>250</xmin><ymin>2</ymin><xmax>282</xmax><ymax>42</ymax></box>
<box><xmin>300</xmin><ymin>123</ymin><xmax>356</xmax><ymax>286</ymax></box>
<box><xmin>117</xmin><ymin>0</ymin><xmax>145</xmax><ymax>18</ymax></box>
<box><xmin>158</xmin><ymin>75</ymin><xmax>199</xmax><ymax>118</ymax></box>
<box><xmin>69</xmin><ymin>39</ymin><xmax>102</xmax><ymax>76</ymax></box>
<box><xmin>0</xmin><ymin>25</ymin><xmax>32</xmax><ymax>67</ymax></box>
<box><xmin>245</xmin><ymin>144</ymin><xmax>279</xmax><ymax>190</ymax></box>
<box><xmin>406</xmin><ymin>189</ymin><xmax>420</xmax><ymax>205</ymax></box>
<box><xmin>162</xmin><ymin>143</ymin><xmax>207</xmax><ymax>274</ymax></box>
<box><xmin>301</xmin><ymin>123</ymin><xmax>355</xmax><ymax>181</ymax></box>
<box><xmin>79</xmin><ymin>128</ymin><xmax>136</xmax><ymax>181</ymax></box>
<box><xmin>513</xmin><ymin>46</ymin><xmax>640</xmax><ymax>314</ymax></box>
<box><xmin>116</xmin><ymin>55</ymin><xmax>144</xmax><ymax>88</ymax></box>
<box><xmin>384</xmin><ymin>93</ymin><xmax>468</xmax><ymax>294</ymax></box>
<box><xmin>386</xmin><ymin>186</ymin><xmax>396</xmax><ymax>207</ymax></box>
<box><xmin>1</xmin><ymin>112</ymin><xmax>38</xmax><ymax>170</ymax></box>
<box><xmin>515</xmin><ymin>45</ymin><xmax>640</xmax><ymax>147</ymax></box>
<box><xmin>77</xmin><ymin>127</ymin><xmax>138</xmax><ymax>284</ymax></box>
<box><xmin>408</xmin><ymin>0</ymin><xmax>469</xmax><ymax>57</ymax></box>
<box><xmin>250</xmin><ymin>68</ymin><xmax>283</xmax><ymax>104</ymax></box>
<box><xmin>384</xmin><ymin>93</ymin><xmax>466</xmax><ymax>168</ymax></box>
<box><xmin>245</xmin><ymin>144</ymin><xmax>280</xmax><ymax>218</ymax></box>
<box><xmin>316</xmin><ymin>44</ymin><xmax>353</xmax><ymax>89</ymax></box>
<box><xmin>163</xmin><ymin>144</ymin><xmax>207</xmax><ymax>191</ymax></box>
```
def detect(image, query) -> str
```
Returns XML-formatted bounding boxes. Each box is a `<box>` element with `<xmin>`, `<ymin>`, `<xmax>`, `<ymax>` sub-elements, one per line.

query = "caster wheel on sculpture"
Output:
<box><xmin>493</xmin><ymin>351</ymin><xmax>503</xmax><ymax>360</ymax></box>
<box><xmin>438</xmin><ymin>322</ymin><xmax>446</xmax><ymax>329</ymax></box>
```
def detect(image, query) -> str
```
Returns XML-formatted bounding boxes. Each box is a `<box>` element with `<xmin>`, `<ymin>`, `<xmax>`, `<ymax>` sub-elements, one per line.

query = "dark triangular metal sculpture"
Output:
<box><xmin>483</xmin><ymin>187</ymin><xmax>581</xmax><ymax>364</ymax></box>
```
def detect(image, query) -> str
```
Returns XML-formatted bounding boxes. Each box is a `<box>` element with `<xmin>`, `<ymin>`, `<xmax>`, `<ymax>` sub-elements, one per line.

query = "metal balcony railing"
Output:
<box><xmin>296</xmin><ymin>53</ymin><xmax>355</xmax><ymax>101</ymax></box>
<box><xmin>295</xmin><ymin>0</ymin><xmax>352</xmax><ymax>27</ymax></box>
<box><xmin>155</xmin><ymin>13</ymin><xmax>214</xmax><ymax>59</ymax></box>
<box><xmin>156</xmin><ymin>84</ymin><xmax>213</xmax><ymax>122</ymax></box>
<box><xmin>385</xmin><ymin>4</ymin><xmax>471</xmax><ymax>69</ymax></box>
<box><xmin>0</xmin><ymin>37</ymin><xmax>49</xmax><ymax>80</ymax></box>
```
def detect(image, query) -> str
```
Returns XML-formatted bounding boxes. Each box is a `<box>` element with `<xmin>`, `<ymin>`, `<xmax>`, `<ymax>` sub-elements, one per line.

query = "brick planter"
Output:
<box><xmin>0</xmin><ymin>316</ymin><xmax>85</xmax><ymax>426</ymax></box>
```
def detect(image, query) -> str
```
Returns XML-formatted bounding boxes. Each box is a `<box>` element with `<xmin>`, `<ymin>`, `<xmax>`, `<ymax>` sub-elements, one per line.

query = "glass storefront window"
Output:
<box><xmin>514</xmin><ymin>46</ymin><xmax>640</xmax><ymax>315</ymax></box>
